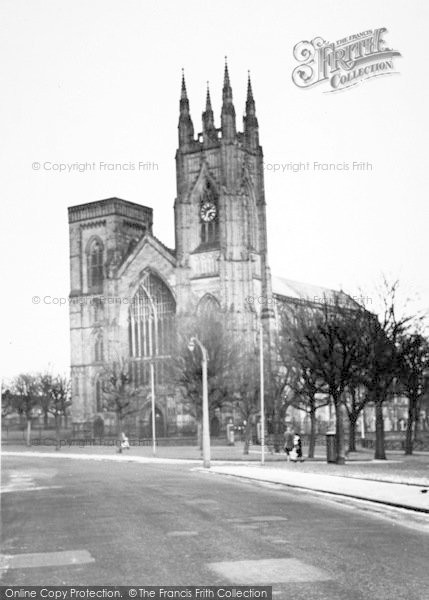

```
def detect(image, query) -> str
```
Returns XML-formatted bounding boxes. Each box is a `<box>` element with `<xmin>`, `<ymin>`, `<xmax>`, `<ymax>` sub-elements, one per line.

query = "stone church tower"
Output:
<box><xmin>68</xmin><ymin>62</ymin><xmax>274</xmax><ymax>434</ymax></box>
<box><xmin>174</xmin><ymin>62</ymin><xmax>274</xmax><ymax>339</ymax></box>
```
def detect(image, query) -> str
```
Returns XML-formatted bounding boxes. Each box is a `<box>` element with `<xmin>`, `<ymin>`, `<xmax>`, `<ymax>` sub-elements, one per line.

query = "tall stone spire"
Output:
<box><xmin>221</xmin><ymin>57</ymin><xmax>236</xmax><ymax>141</ymax></box>
<box><xmin>202</xmin><ymin>82</ymin><xmax>217</xmax><ymax>144</ymax></box>
<box><xmin>244</xmin><ymin>71</ymin><xmax>259</xmax><ymax>148</ymax></box>
<box><xmin>178</xmin><ymin>69</ymin><xmax>194</xmax><ymax>148</ymax></box>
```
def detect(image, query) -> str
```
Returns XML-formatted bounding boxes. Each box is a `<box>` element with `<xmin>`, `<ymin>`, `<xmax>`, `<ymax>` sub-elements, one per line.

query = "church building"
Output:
<box><xmin>68</xmin><ymin>62</ymin><xmax>346</xmax><ymax>436</ymax></box>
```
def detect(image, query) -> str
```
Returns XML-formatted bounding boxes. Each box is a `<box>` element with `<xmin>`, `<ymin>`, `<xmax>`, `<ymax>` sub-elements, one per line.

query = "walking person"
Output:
<box><xmin>283</xmin><ymin>424</ymin><xmax>294</xmax><ymax>462</ymax></box>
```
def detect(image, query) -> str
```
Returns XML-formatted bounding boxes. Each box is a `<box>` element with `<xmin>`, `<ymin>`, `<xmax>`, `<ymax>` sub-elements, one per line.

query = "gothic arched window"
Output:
<box><xmin>197</xmin><ymin>294</ymin><xmax>221</xmax><ymax>317</ymax></box>
<box><xmin>128</xmin><ymin>272</ymin><xmax>176</xmax><ymax>385</ymax></box>
<box><xmin>94</xmin><ymin>330</ymin><xmax>104</xmax><ymax>363</ymax></box>
<box><xmin>248</xmin><ymin>197</ymin><xmax>258</xmax><ymax>250</ymax></box>
<box><xmin>95</xmin><ymin>379</ymin><xmax>103</xmax><ymax>412</ymax></box>
<box><xmin>87</xmin><ymin>239</ymin><xmax>104</xmax><ymax>292</ymax></box>
<box><xmin>200</xmin><ymin>181</ymin><xmax>219</xmax><ymax>246</ymax></box>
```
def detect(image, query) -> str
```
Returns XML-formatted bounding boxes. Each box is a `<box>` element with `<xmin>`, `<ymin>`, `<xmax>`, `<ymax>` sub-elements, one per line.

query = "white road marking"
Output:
<box><xmin>248</xmin><ymin>516</ymin><xmax>288</xmax><ymax>522</ymax></box>
<box><xmin>167</xmin><ymin>531</ymin><xmax>199</xmax><ymax>537</ymax></box>
<box><xmin>1</xmin><ymin>469</ymin><xmax>61</xmax><ymax>494</ymax></box>
<box><xmin>0</xmin><ymin>550</ymin><xmax>94</xmax><ymax>570</ymax></box>
<box><xmin>227</xmin><ymin>516</ymin><xmax>288</xmax><ymax>523</ymax></box>
<box><xmin>185</xmin><ymin>499</ymin><xmax>219</xmax><ymax>505</ymax></box>
<box><xmin>1</xmin><ymin>486</ymin><xmax>62</xmax><ymax>494</ymax></box>
<box><xmin>208</xmin><ymin>558</ymin><xmax>332</xmax><ymax>583</ymax></box>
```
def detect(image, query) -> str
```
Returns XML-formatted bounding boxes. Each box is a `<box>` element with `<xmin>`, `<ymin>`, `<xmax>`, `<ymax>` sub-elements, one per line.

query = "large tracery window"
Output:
<box><xmin>128</xmin><ymin>273</ymin><xmax>175</xmax><ymax>386</ymax></box>
<box><xmin>87</xmin><ymin>239</ymin><xmax>104</xmax><ymax>292</ymax></box>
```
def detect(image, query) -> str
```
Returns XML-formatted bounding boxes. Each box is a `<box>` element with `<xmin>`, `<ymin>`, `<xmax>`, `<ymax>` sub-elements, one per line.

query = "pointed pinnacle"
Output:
<box><xmin>247</xmin><ymin>70</ymin><xmax>254</xmax><ymax>100</ymax></box>
<box><xmin>205</xmin><ymin>81</ymin><xmax>212</xmax><ymax>111</ymax></box>
<box><xmin>223</xmin><ymin>56</ymin><xmax>231</xmax><ymax>89</ymax></box>
<box><xmin>181</xmin><ymin>68</ymin><xmax>187</xmax><ymax>100</ymax></box>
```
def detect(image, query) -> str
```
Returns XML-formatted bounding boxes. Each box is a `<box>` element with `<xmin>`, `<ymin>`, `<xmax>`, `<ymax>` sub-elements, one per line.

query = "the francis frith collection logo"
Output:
<box><xmin>292</xmin><ymin>28</ymin><xmax>401</xmax><ymax>92</ymax></box>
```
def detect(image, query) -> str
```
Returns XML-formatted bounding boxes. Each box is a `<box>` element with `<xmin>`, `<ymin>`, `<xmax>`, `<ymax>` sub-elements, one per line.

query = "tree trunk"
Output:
<box><xmin>404</xmin><ymin>399</ymin><xmax>416</xmax><ymax>455</ymax></box>
<box><xmin>26</xmin><ymin>418</ymin><xmax>31</xmax><ymax>447</ymax></box>
<box><xmin>117</xmin><ymin>415</ymin><xmax>123</xmax><ymax>453</ymax></box>
<box><xmin>334</xmin><ymin>400</ymin><xmax>346</xmax><ymax>464</ymax></box>
<box><xmin>243</xmin><ymin>420</ymin><xmax>252</xmax><ymax>455</ymax></box>
<box><xmin>413</xmin><ymin>404</ymin><xmax>420</xmax><ymax>443</ymax></box>
<box><xmin>273</xmin><ymin>398</ymin><xmax>282</xmax><ymax>453</ymax></box>
<box><xmin>44</xmin><ymin>410</ymin><xmax>48</xmax><ymax>428</ymax></box>
<box><xmin>55</xmin><ymin>414</ymin><xmax>61</xmax><ymax>451</ymax></box>
<box><xmin>348</xmin><ymin>416</ymin><xmax>358</xmax><ymax>453</ymax></box>
<box><xmin>374</xmin><ymin>400</ymin><xmax>386</xmax><ymax>459</ymax></box>
<box><xmin>308</xmin><ymin>408</ymin><xmax>317</xmax><ymax>459</ymax></box>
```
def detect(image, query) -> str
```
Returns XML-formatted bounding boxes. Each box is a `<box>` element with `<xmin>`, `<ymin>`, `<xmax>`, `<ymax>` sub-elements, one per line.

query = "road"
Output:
<box><xmin>1</xmin><ymin>455</ymin><xmax>429</xmax><ymax>599</ymax></box>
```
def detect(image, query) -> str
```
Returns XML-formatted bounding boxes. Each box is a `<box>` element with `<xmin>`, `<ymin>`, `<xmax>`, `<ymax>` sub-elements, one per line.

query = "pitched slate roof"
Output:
<box><xmin>272</xmin><ymin>275</ymin><xmax>358</xmax><ymax>307</ymax></box>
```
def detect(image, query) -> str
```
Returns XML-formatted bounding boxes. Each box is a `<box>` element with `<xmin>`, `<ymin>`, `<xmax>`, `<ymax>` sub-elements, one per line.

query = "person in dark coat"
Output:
<box><xmin>283</xmin><ymin>425</ymin><xmax>294</xmax><ymax>462</ymax></box>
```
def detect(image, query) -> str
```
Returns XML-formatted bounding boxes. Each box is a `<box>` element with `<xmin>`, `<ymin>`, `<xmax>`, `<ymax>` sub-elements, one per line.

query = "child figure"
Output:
<box><xmin>291</xmin><ymin>433</ymin><xmax>304</xmax><ymax>462</ymax></box>
<box><xmin>120</xmin><ymin>432</ymin><xmax>130</xmax><ymax>451</ymax></box>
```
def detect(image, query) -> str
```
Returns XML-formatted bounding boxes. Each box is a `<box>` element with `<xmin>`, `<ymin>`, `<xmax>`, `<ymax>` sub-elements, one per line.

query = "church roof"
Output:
<box><xmin>151</xmin><ymin>234</ymin><xmax>176</xmax><ymax>257</ymax></box>
<box><xmin>272</xmin><ymin>275</ymin><xmax>358</xmax><ymax>307</ymax></box>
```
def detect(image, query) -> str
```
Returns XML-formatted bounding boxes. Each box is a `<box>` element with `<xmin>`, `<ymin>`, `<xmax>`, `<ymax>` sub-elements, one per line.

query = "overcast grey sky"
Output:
<box><xmin>1</xmin><ymin>0</ymin><xmax>428</xmax><ymax>378</ymax></box>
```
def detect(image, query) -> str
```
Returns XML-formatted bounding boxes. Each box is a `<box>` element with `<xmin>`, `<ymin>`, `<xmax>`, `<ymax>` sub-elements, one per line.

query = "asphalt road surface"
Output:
<box><xmin>2</xmin><ymin>455</ymin><xmax>429</xmax><ymax>600</ymax></box>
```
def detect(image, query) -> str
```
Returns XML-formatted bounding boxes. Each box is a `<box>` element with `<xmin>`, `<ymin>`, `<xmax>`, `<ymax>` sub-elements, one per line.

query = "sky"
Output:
<box><xmin>1</xmin><ymin>0</ymin><xmax>428</xmax><ymax>379</ymax></box>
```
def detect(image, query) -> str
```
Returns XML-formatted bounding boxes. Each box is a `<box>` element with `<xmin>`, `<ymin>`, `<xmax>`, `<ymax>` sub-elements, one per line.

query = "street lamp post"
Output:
<box><xmin>259</xmin><ymin>320</ymin><xmax>265</xmax><ymax>465</ymax></box>
<box><xmin>149</xmin><ymin>349</ymin><xmax>156</xmax><ymax>456</ymax></box>
<box><xmin>140</xmin><ymin>284</ymin><xmax>158</xmax><ymax>457</ymax></box>
<box><xmin>188</xmin><ymin>336</ymin><xmax>210</xmax><ymax>468</ymax></box>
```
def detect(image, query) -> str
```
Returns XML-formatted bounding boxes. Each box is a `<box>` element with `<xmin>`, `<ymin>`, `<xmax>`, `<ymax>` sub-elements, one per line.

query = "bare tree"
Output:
<box><xmin>269</xmin><ymin>307</ymin><xmax>305</xmax><ymax>452</ymax></box>
<box><xmin>360</xmin><ymin>280</ymin><xmax>412</xmax><ymax>459</ymax></box>
<box><xmin>288</xmin><ymin>366</ymin><xmax>330</xmax><ymax>458</ymax></box>
<box><xmin>38</xmin><ymin>375</ymin><xmax>52</xmax><ymax>428</ymax></box>
<box><xmin>170</xmin><ymin>309</ymin><xmax>238</xmax><ymax>447</ymax></box>
<box><xmin>398</xmin><ymin>331</ymin><xmax>429</xmax><ymax>455</ymax></box>
<box><xmin>11</xmin><ymin>374</ymin><xmax>40</xmax><ymax>446</ymax></box>
<box><xmin>343</xmin><ymin>384</ymin><xmax>368</xmax><ymax>453</ymax></box>
<box><xmin>100</xmin><ymin>358</ymin><xmax>140</xmax><ymax>452</ymax></box>
<box><xmin>1</xmin><ymin>386</ymin><xmax>15</xmax><ymax>418</ymax></box>
<box><xmin>232</xmin><ymin>345</ymin><xmax>260</xmax><ymax>454</ymax></box>
<box><xmin>282</xmin><ymin>297</ymin><xmax>366</xmax><ymax>464</ymax></box>
<box><xmin>40</xmin><ymin>374</ymin><xmax>71</xmax><ymax>450</ymax></box>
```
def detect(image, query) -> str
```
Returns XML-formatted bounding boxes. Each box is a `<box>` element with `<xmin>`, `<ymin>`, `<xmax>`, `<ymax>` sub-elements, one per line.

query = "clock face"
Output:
<box><xmin>200</xmin><ymin>201</ymin><xmax>217</xmax><ymax>222</ymax></box>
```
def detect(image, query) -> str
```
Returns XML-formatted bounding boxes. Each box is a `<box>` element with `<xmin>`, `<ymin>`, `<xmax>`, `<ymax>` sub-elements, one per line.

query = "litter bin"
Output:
<box><xmin>326</xmin><ymin>432</ymin><xmax>337</xmax><ymax>463</ymax></box>
<box><xmin>226</xmin><ymin>421</ymin><xmax>235</xmax><ymax>446</ymax></box>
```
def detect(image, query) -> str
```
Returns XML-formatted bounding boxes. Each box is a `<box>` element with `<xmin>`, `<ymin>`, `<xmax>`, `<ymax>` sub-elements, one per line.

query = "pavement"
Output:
<box><xmin>2</xmin><ymin>454</ymin><xmax>429</xmax><ymax>598</ymax></box>
<box><xmin>207</xmin><ymin>463</ymin><xmax>429</xmax><ymax>513</ymax></box>
<box><xmin>3</xmin><ymin>447</ymin><xmax>429</xmax><ymax>513</ymax></box>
